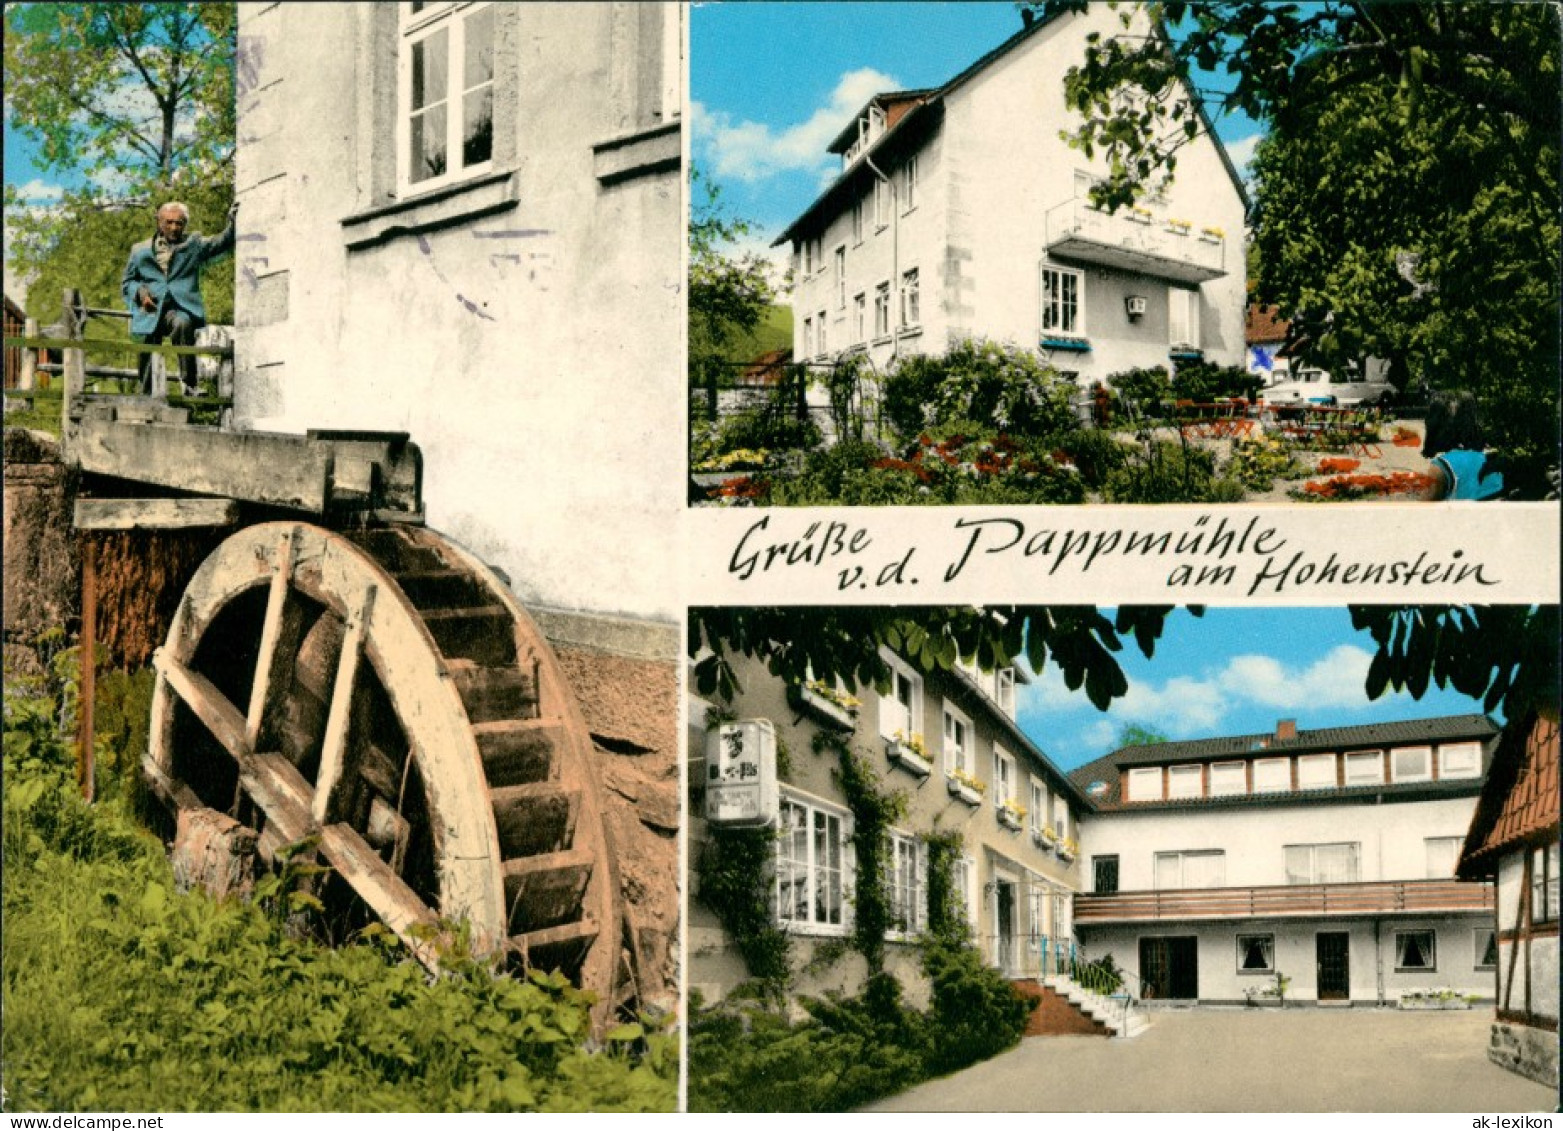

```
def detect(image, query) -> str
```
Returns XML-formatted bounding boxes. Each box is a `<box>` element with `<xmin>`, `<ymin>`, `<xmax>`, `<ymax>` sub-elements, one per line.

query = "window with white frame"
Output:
<box><xmin>1041</xmin><ymin>265</ymin><xmax>1083</xmax><ymax>336</ymax></box>
<box><xmin>873</xmin><ymin>281</ymin><xmax>891</xmax><ymax>338</ymax></box>
<box><xmin>943</xmin><ymin>705</ymin><xmax>972</xmax><ymax>777</ymax></box>
<box><xmin>816</xmin><ymin>309</ymin><xmax>827</xmax><ymax>356</ymax></box>
<box><xmin>888</xmin><ymin>831</ymin><xmax>925</xmax><ymax>935</ymax></box>
<box><xmin>1253</xmin><ymin>757</ymin><xmax>1290</xmax><ymax>793</ymax></box>
<box><xmin>874</xmin><ymin>177</ymin><xmax>890</xmax><ymax>228</ymax></box>
<box><xmin>1154</xmin><ymin>850</ymin><xmax>1225</xmax><ymax>889</ymax></box>
<box><xmin>995</xmin><ymin>667</ymin><xmax>1016</xmax><ymax>717</ymax></box>
<box><xmin>951</xmin><ymin>853</ymin><xmax>979</xmax><ymax>929</ymax></box>
<box><xmin>1344</xmin><ymin>749</ymin><xmax>1384</xmax><ymax>785</ymax></box>
<box><xmin>853</xmin><ymin>292</ymin><xmax>867</xmax><ymax>343</ymax></box>
<box><xmin>1532</xmin><ymin>842</ymin><xmax>1559</xmax><ymax>925</ymax></box>
<box><xmin>1425</xmin><ymin>836</ymin><xmax>1463</xmax><ymax>879</ymax></box>
<box><xmin>400</xmin><ymin>2</ymin><xmax>496</xmax><ymax>192</ymax></box>
<box><xmin>852</xmin><ymin>197</ymin><xmax>865</xmax><ymax>245</ymax></box>
<box><xmin>1030</xmin><ymin>777</ymin><xmax>1047</xmax><ymax>835</ymax></box>
<box><xmin>1053</xmin><ymin>795</ymin><xmax>1069</xmax><ymax>841</ymax></box>
<box><xmin>1028</xmin><ymin>887</ymin><xmax>1045</xmax><ymax>946</ymax></box>
<box><xmin>903</xmin><ymin>154</ymin><xmax>919</xmax><ymax>211</ymax></box>
<box><xmin>1394</xmin><ymin>929</ymin><xmax>1436</xmax><ymax>972</ymax></box>
<box><xmin>1296</xmin><ymin>753</ymin><xmax>1336</xmax><ymax>790</ymax></box>
<box><xmin>801</xmin><ymin>316</ymin><xmax>813</xmax><ymax>359</ymax></box>
<box><xmin>900</xmin><ymin>268</ymin><xmax>920</xmax><ymax>328</ymax></box>
<box><xmin>1237</xmin><ymin>933</ymin><xmax>1275</xmax><ymax>974</ymax></box>
<box><xmin>993</xmin><ymin>746</ymin><xmax>1016</xmax><ymax>807</ymax></box>
<box><xmin>777</xmin><ymin>794</ymin><xmax>849</xmax><ymax>932</ymax></box>
<box><xmin>1169</xmin><ymin>286</ymin><xmax>1200</xmax><ymax>349</ymax></box>
<box><xmin>877</xmin><ymin>651</ymin><xmax>922</xmax><ymax>742</ymax></box>
<box><xmin>1438</xmin><ymin>741</ymin><xmax>1482</xmax><ymax>779</ymax></box>
<box><xmin>1167</xmin><ymin>764</ymin><xmax>1202</xmax><ymax>799</ymax></box>
<box><xmin>1392</xmin><ymin>745</ymin><xmax>1433</xmax><ymax>783</ymax></box>
<box><xmin>1285</xmin><ymin>842</ymin><xmax>1360</xmax><ymax>885</ymax></box>
<box><xmin>834</xmin><ymin>246</ymin><xmax>846</xmax><ymax>309</ymax></box>
<box><xmin>1126</xmin><ymin>766</ymin><xmax>1162</xmax><ymax>802</ymax></box>
<box><xmin>1475</xmin><ymin>928</ymin><xmax>1498</xmax><ymax>970</ymax></box>
<box><xmin>1209</xmin><ymin>761</ymin><xmax>1246</xmax><ymax>796</ymax></box>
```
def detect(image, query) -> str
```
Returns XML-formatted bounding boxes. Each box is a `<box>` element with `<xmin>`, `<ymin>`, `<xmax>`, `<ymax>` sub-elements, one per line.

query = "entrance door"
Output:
<box><xmin>1139</xmin><ymin>936</ymin><xmax>1198</xmax><ymax>999</ymax></box>
<box><xmin>1316</xmin><ymin>932</ymin><xmax>1350</xmax><ymax>1000</ymax></box>
<box><xmin>995</xmin><ymin>881</ymin><xmax>1017</xmax><ymax>974</ymax></box>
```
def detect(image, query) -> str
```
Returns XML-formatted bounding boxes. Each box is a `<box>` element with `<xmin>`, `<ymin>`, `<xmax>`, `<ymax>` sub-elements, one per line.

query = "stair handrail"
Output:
<box><xmin>1070</xmin><ymin>955</ymin><xmax>1153</xmax><ymax>1030</ymax></box>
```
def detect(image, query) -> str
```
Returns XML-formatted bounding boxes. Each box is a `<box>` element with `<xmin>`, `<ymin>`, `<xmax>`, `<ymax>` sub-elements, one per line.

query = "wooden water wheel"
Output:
<box><xmin>144</xmin><ymin>521</ymin><xmax>624</xmax><ymax>1026</ymax></box>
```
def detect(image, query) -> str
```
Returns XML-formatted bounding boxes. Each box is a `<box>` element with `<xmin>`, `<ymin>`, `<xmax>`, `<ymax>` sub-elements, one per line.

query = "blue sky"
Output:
<box><xmin>1015</xmin><ymin>607</ymin><xmax>1494</xmax><ymax>772</ymax></box>
<box><xmin>692</xmin><ymin>1</ymin><xmax>1262</xmax><ymax>269</ymax></box>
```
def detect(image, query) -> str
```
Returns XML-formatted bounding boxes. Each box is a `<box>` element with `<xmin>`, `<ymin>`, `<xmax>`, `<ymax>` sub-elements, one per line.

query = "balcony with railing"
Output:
<box><xmin>1044</xmin><ymin>199</ymin><xmax>1228</xmax><ymax>284</ymax></box>
<box><xmin>1074</xmin><ymin>878</ymin><xmax>1494</xmax><ymax>924</ymax></box>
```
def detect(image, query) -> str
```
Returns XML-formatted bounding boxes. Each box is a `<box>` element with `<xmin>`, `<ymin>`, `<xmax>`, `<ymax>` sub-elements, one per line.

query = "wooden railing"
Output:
<box><xmin>1074</xmin><ymin>878</ymin><xmax>1494</xmax><ymax>922</ymax></box>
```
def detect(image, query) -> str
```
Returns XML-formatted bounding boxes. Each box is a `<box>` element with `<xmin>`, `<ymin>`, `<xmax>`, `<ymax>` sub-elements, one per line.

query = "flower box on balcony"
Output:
<box><xmin>1166</xmin><ymin>219</ymin><xmax>1192</xmax><ymax>236</ymax></box>
<box><xmin>997</xmin><ymin>804</ymin><xmax>1024</xmax><ymax>831</ymax></box>
<box><xmin>885</xmin><ymin>737</ymin><xmax>933</xmax><ymax>779</ymax></box>
<box><xmin>1128</xmin><ymin>209</ymin><xmax>1154</xmax><ymax>224</ymax></box>
<box><xmin>1057</xmin><ymin>843</ymin><xmax>1078</xmax><ymax>863</ymax></box>
<box><xmin>1033</xmin><ymin>828</ymin><xmax>1058</xmax><ymax>850</ymax></box>
<box><xmin>791</xmin><ymin>682</ymin><xmax>858</xmax><ymax>731</ymax></box>
<box><xmin>1041</xmin><ymin>336</ymin><xmax>1092</xmax><ymax>353</ymax></box>
<box><xmin>947</xmin><ymin>773</ymin><xmax>984</xmax><ymax>806</ymax></box>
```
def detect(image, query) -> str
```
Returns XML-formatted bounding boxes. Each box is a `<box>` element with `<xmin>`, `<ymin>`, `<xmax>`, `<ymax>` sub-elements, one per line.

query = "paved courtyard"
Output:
<box><xmin>862</xmin><ymin>1008</ymin><xmax>1558</xmax><ymax>1112</ymax></box>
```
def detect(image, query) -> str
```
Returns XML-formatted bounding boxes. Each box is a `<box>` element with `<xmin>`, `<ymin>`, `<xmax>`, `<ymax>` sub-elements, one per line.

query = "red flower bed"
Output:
<box><xmin>1298</xmin><ymin>471</ymin><xmax>1436</xmax><ymax>500</ymax></box>
<box><xmin>712</xmin><ymin>475</ymin><xmax>769</xmax><ymax>501</ymax></box>
<box><xmin>1316</xmin><ymin>457</ymin><xmax>1361</xmax><ymax>474</ymax></box>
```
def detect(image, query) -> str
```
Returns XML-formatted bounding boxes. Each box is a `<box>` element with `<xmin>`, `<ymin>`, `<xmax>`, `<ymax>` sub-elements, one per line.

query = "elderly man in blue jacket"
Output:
<box><xmin>122</xmin><ymin>200</ymin><xmax>238</xmax><ymax>393</ymax></box>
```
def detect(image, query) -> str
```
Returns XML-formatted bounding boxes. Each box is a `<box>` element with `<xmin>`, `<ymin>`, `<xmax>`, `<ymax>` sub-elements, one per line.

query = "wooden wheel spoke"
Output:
<box><xmin>246</xmin><ymin>525</ymin><xmax>306</xmax><ymax>754</ymax></box>
<box><xmin>312</xmin><ymin>584</ymin><xmax>377</xmax><ymax>825</ymax></box>
<box><xmin>154</xmin><ymin>649</ymin><xmax>251</xmax><ymax>763</ymax></box>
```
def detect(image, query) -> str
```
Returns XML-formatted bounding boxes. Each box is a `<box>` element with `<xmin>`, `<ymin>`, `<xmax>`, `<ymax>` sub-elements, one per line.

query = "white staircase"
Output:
<box><xmin>1042</xmin><ymin>974</ymin><xmax>1151</xmax><ymax>1038</ymax></box>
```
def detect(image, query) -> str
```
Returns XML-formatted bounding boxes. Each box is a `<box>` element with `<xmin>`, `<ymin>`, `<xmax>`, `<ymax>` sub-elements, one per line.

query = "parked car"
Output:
<box><xmin>1259</xmin><ymin>366</ymin><xmax>1397</xmax><ymax>407</ymax></box>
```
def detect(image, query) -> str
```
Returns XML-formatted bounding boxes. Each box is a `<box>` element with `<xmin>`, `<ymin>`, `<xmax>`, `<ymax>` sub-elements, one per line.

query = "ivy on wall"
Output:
<box><xmin>815</xmin><ymin>732</ymin><xmax>906</xmax><ymax>977</ymax></box>
<box><xmin>922</xmin><ymin>829</ymin><xmax>970</xmax><ymax>946</ymax></box>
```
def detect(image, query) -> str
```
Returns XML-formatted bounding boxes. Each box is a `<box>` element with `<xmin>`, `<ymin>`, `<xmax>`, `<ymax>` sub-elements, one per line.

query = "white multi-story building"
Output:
<box><xmin>1070</xmin><ymin>715</ymin><xmax>1499</xmax><ymax>1005</ymax></box>
<box><xmin>688</xmin><ymin>645</ymin><xmax>1086</xmax><ymax>1006</ymax></box>
<box><xmin>775</xmin><ymin>6</ymin><xmax>1248</xmax><ymax>387</ymax></box>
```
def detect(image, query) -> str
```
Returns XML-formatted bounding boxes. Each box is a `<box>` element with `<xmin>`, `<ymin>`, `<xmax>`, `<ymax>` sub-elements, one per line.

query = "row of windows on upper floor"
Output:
<box><xmin>1090</xmin><ymin>836</ymin><xmax>1477</xmax><ymax>893</ymax></box>
<box><xmin>799</xmin><ymin>267</ymin><xmax>920</xmax><ymax>359</ymax></box>
<box><xmin>1118</xmin><ymin>741</ymin><xmax>1484</xmax><ymax>804</ymax></box>
<box><xmin>796</xmin><ymin>154</ymin><xmax>920</xmax><ymax>277</ymax></box>
<box><xmin>877</xmin><ymin>652</ymin><xmax>1077</xmax><ymax>848</ymax></box>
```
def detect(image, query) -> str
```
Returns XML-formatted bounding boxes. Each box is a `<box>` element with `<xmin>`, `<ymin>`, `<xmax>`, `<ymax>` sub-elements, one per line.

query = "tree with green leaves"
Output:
<box><xmin>1034</xmin><ymin>1</ymin><xmax>1560</xmax><ymax>495</ymax></box>
<box><xmin>689</xmin><ymin>166</ymin><xmax>781</xmax><ymax>421</ymax></box>
<box><xmin>689</xmin><ymin>606</ymin><xmax>1188</xmax><ymax>712</ymax></box>
<box><xmin>5</xmin><ymin>3</ymin><xmax>236</xmax><ymax>325</ymax></box>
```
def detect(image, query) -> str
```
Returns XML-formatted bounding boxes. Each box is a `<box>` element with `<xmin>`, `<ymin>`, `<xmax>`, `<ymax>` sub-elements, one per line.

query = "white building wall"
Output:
<box><xmin>1082</xmin><ymin>915</ymin><xmax>1494</xmax><ymax>1003</ymax></box>
<box><xmin>234</xmin><ymin>2</ymin><xmax>682</xmax><ymax>622</ymax></box>
<box><xmin>1081</xmin><ymin>796</ymin><xmax>1480</xmax><ymax>890</ymax></box>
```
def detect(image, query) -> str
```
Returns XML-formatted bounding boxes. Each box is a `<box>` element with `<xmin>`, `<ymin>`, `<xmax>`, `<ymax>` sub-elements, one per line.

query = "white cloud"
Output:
<box><xmin>694</xmin><ymin>67</ymin><xmax>900</xmax><ymax>185</ymax></box>
<box><xmin>12</xmin><ymin>179</ymin><xmax>64</xmax><ymax>203</ymax></box>
<box><xmin>1222</xmin><ymin>131</ymin><xmax>1260</xmax><ymax>179</ymax></box>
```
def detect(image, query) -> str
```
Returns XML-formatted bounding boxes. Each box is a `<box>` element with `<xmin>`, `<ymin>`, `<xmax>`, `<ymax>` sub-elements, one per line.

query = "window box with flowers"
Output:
<box><xmin>1128</xmin><ymin>206</ymin><xmax>1154</xmax><ymax>225</ymax></box>
<box><xmin>885</xmin><ymin>731</ymin><xmax>933</xmax><ymax>778</ymax></box>
<box><xmin>947</xmin><ymin>768</ymin><xmax>985</xmax><ymax>806</ymax></box>
<box><xmin>1057</xmin><ymin>837</ymin><xmax>1079</xmax><ymax>863</ymax></box>
<box><xmin>996</xmin><ymin>800</ymin><xmax>1026</xmax><ymax>831</ymax></box>
<box><xmin>1166</xmin><ymin>218</ymin><xmax>1193</xmax><ymax>236</ymax></box>
<box><xmin>1199</xmin><ymin>225</ymin><xmax>1225</xmax><ymax>244</ymax></box>
<box><xmin>1033</xmin><ymin>825</ymin><xmax>1059</xmax><ymax>850</ymax></box>
<box><xmin>791</xmin><ymin>680</ymin><xmax>860</xmax><ymax>731</ymax></box>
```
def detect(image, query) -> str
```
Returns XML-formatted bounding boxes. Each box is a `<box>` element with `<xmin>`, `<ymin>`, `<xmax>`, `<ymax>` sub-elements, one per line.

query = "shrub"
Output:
<box><xmin>1106</xmin><ymin>365</ymin><xmax>1173</xmax><ymax>416</ymax></box>
<box><xmin>882</xmin><ymin>339</ymin><xmax>1079</xmax><ymax>440</ymax></box>
<box><xmin>1170</xmin><ymin>359</ymin><xmax>1264</xmax><ymax>404</ymax></box>
<box><xmin>921</xmin><ymin>940</ymin><xmax>1031</xmax><ymax>1077</ymax></box>
<box><xmin>1102</xmin><ymin>440</ymin><xmax>1220</xmax><ymax>503</ymax></box>
<box><xmin>719</xmin><ymin>406</ymin><xmax>821</xmax><ymax>454</ymax></box>
<box><xmin>1055</xmin><ymin>427</ymin><xmax>1133</xmax><ymax>489</ymax></box>
<box><xmin>1227</xmin><ymin>435</ymin><xmax>1306</xmax><ymax>491</ymax></box>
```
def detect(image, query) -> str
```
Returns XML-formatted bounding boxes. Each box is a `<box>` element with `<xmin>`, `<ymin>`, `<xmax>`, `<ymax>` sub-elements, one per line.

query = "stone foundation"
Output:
<box><xmin>1488</xmin><ymin>1019</ymin><xmax>1560</xmax><ymax>1089</ymax></box>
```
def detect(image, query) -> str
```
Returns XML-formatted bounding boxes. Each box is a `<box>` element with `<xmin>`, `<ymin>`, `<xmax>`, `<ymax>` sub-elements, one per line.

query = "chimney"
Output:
<box><xmin>1276</xmin><ymin>719</ymin><xmax>1297</xmax><ymax>742</ymax></box>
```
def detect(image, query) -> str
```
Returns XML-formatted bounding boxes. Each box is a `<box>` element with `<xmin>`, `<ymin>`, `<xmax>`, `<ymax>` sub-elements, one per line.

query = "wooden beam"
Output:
<box><xmin>313</xmin><ymin>584</ymin><xmax>377</xmax><ymax>824</ymax></box>
<box><xmin>246</xmin><ymin>527</ymin><xmax>301</xmax><ymax>751</ymax></box>
<box><xmin>73</xmin><ymin>497</ymin><xmax>240</xmax><ymax>531</ymax></box>
<box><xmin>153</xmin><ymin>648</ymin><xmax>250</xmax><ymax>762</ymax></box>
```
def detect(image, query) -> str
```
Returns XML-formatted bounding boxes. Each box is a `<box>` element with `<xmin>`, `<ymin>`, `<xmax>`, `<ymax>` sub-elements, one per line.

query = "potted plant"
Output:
<box><xmin>1057</xmin><ymin>836</ymin><xmax>1079</xmax><ymax>862</ymax></box>
<box><xmin>997</xmin><ymin>799</ymin><xmax>1026</xmax><ymax>830</ymax></box>
<box><xmin>885</xmin><ymin>730</ymin><xmax>932</xmax><ymax>778</ymax></box>
<box><xmin>1199</xmin><ymin>225</ymin><xmax>1225</xmax><ymax>243</ymax></box>
<box><xmin>1128</xmin><ymin>205</ymin><xmax>1154</xmax><ymax>224</ymax></box>
<box><xmin>947</xmin><ymin>767</ymin><xmax>985</xmax><ymax>806</ymax></box>
<box><xmin>1033</xmin><ymin>824</ymin><xmax>1059</xmax><ymax>850</ymax></box>
<box><xmin>1167</xmin><ymin>217</ymin><xmax>1192</xmax><ymax>235</ymax></box>
<box><xmin>1244</xmin><ymin>970</ymin><xmax>1290</xmax><ymax>1008</ymax></box>
<box><xmin>792</xmin><ymin>679</ymin><xmax>860</xmax><ymax>730</ymax></box>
